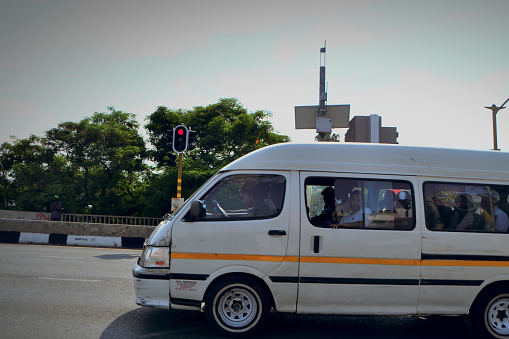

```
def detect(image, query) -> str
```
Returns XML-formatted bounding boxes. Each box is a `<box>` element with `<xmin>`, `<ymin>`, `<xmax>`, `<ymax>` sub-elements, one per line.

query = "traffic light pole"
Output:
<box><xmin>169</xmin><ymin>124</ymin><xmax>193</xmax><ymax>211</ymax></box>
<box><xmin>177</xmin><ymin>153</ymin><xmax>183</xmax><ymax>198</ymax></box>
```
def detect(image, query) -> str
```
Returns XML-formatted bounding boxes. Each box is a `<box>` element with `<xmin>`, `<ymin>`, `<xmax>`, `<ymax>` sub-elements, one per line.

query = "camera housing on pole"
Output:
<box><xmin>294</xmin><ymin>41</ymin><xmax>351</xmax><ymax>140</ymax></box>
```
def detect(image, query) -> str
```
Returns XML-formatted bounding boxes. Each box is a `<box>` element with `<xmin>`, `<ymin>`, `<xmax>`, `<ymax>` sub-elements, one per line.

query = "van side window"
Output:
<box><xmin>197</xmin><ymin>174</ymin><xmax>286</xmax><ymax>220</ymax></box>
<box><xmin>424</xmin><ymin>182</ymin><xmax>509</xmax><ymax>232</ymax></box>
<box><xmin>305</xmin><ymin>177</ymin><xmax>414</xmax><ymax>230</ymax></box>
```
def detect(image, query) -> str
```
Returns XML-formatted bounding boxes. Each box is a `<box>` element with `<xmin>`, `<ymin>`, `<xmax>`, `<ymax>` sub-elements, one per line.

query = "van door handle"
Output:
<box><xmin>268</xmin><ymin>230</ymin><xmax>286</xmax><ymax>236</ymax></box>
<box><xmin>313</xmin><ymin>236</ymin><xmax>320</xmax><ymax>253</ymax></box>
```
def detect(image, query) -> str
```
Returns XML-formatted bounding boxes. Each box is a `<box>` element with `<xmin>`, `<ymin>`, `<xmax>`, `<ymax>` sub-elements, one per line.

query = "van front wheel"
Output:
<box><xmin>205</xmin><ymin>276</ymin><xmax>269</xmax><ymax>337</ymax></box>
<box><xmin>472</xmin><ymin>288</ymin><xmax>509</xmax><ymax>338</ymax></box>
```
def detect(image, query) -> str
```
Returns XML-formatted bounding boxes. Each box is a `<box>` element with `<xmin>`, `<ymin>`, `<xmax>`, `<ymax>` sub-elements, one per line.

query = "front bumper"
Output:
<box><xmin>132</xmin><ymin>262</ymin><xmax>170</xmax><ymax>309</ymax></box>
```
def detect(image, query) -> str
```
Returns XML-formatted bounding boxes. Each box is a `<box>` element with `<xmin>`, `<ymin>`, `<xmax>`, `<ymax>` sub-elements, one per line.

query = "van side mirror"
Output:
<box><xmin>189</xmin><ymin>200</ymin><xmax>205</xmax><ymax>221</ymax></box>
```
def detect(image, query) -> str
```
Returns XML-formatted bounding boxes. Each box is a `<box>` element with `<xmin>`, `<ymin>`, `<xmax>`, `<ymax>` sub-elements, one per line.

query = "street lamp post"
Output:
<box><xmin>485</xmin><ymin>97</ymin><xmax>509</xmax><ymax>151</ymax></box>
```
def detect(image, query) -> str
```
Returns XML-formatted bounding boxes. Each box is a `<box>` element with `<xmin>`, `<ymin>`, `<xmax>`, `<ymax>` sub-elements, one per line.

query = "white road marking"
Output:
<box><xmin>38</xmin><ymin>277</ymin><xmax>101</xmax><ymax>282</ymax></box>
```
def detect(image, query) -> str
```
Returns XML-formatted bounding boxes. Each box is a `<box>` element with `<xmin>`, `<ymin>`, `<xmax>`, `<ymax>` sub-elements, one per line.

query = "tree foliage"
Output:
<box><xmin>145</xmin><ymin>98</ymin><xmax>290</xmax><ymax>170</ymax></box>
<box><xmin>46</xmin><ymin>107</ymin><xmax>147</xmax><ymax>215</ymax></box>
<box><xmin>0</xmin><ymin>135</ymin><xmax>70</xmax><ymax>212</ymax></box>
<box><xmin>316</xmin><ymin>133</ymin><xmax>341</xmax><ymax>142</ymax></box>
<box><xmin>143</xmin><ymin>98</ymin><xmax>290</xmax><ymax>216</ymax></box>
<box><xmin>0</xmin><ymin>99</ymin><xmax>290</xmax><ymax>217</ymax></box>
<box><xmin>1</xmin><ymin>107</ymin><xmax>148</xmax><ymax>215</ymax></box>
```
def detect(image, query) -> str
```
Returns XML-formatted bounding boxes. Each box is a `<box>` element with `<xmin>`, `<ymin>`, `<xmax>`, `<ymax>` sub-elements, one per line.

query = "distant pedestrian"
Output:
<box><xmin>50</xmin><ymin>195</ymin><xmax>63</xmax><ymax>221</ymax></box>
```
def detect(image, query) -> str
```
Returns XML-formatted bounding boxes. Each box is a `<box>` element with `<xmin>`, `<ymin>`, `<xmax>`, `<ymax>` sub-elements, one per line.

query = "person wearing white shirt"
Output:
<box><xmin>333</xmin><ymin>190</ymin><xmax>372</xmax><ymax>227</ymax></box>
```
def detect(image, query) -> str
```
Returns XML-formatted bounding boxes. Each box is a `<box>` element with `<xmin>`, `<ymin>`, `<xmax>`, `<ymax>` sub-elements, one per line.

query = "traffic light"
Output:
<box><xmin>188</xmin><ymin>129</ymin><xmax>197</xmax><ymax>151</ymax></box>
<box><xmin>167</xmin><ymin>153</ymin><xmax>177</xmax><ymax>167</ymax></box>
<box><xmin>173</xmin><ymin>125</ymin><xmax>188</xmax><ymax>153</ymax></box>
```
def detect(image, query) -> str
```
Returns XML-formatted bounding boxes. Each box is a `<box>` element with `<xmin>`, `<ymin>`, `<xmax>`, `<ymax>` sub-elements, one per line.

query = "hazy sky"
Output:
<box><xmin>1</xmin><ymin>0</ymin><xmax>508</xmax><ymax>151</ymax></box>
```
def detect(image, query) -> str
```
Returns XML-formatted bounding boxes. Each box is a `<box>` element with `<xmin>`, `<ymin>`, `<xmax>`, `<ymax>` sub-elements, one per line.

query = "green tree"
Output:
<box><xmin>143</xmin><ymin>98</ymin><xmax>290</xmax><ymax>215</ymax></box>
<box><xmin>315</xmin><ymin>133</ymin><xmax>341</xmax><ymax>142</ymax></box>
<box><xmin>0</xmin><ymin>135</ymin><xmax>73</xmax><ymax>212</ymax></box>
<box><xmin>45</xmin><ymin>106</ymin><xmax>148</xmax><ymax>215</ymax></box>
<box><xmin>1</xmin><ymin>100</ymin><xmax>290</xmax><ymax>218</ymax></box>
<box><xmin>146</xmin><ymin>98</ymin><xmax>290</xmax><ymax>169</ymax></box>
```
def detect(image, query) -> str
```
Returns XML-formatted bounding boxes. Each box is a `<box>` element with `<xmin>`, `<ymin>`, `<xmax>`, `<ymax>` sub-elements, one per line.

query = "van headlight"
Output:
<box><xmin>139</xmin><ymin>247</ymin><xmax>170</xmax><ymax>268</ymax></box>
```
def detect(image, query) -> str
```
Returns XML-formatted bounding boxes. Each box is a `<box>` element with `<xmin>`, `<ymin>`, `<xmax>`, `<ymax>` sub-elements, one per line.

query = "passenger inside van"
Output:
<box><xmin>332</xmin><ymin>190</ymin><xmax>372</xmax><ymax>228</ymax></box>
<box><xmin>490</xmin><ymin>191</ymin><xmax>509</xmax><ymax>232</ymax></box>
<box><xmin>378</xmin><ymin>190</ymin><xmax>397</xmax><ymax>213</ymax></box>
<box><xmin>371</xmin><ymin>190</ymin><xmax>397</xmax><ymax>228</ymax></box>
<box><xmin>424</xmin><ymin>185</ymin><xmax>447</xmax><ymax>230</ymax></box>
<box><xmin>332</xmin><ymin>181</ymin><xmax>358</xmax><ymax>224</ymax></box>
<box><xmin>480</xmin><ymin>194</ymin><xmax>495</xmax><ymax>231</ymax></box>
<box><xmin>309</xmin><ymin>187</ymin><xmax>336</xmax><ymax>227</ymax></box>
<box><xmin>449</xmin><ymin>194</ymin><xmax>479</xmax><ymax>230</ymax></box>
<box><xmin>498</xmin><ymin>188</ymin><xmax>509</xmax><ymax>215</ymax></box>
<box><xmin>396</xmin><ymin>191</ymin><xmax>412</xmax><ymax>214</ymax></box>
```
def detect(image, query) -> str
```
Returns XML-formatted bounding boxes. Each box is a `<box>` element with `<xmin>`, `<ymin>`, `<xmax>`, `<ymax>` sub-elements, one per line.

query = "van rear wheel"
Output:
<box><xmin>472</xmin><ymin>287</ymin><xmax>509</xmax><ymax>338</ymax></box>
<box><xmin>204</xmin><ymin>276</ymin><xmax>269</xmax><ymax>337</ymax></box>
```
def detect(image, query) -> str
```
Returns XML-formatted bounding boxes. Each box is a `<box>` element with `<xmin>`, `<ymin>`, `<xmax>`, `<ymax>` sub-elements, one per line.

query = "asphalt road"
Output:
<box><xmin>0</xmin><ymin>243</ymin><xmax>476</xmax><ymax>339</ymax></box>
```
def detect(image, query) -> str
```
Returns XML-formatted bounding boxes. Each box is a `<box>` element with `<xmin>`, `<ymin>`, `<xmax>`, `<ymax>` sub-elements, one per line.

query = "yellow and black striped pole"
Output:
<box><xmin>177</xmin><ymin>153</ymin><xmax>183</xmax><ymax>198</ymax></box>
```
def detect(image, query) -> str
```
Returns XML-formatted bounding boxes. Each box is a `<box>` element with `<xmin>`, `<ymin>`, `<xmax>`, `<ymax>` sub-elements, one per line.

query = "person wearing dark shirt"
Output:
<box><xmin>50</xmin><ymin>195</ymin><xmax>63</xmax><ymax>221</ymax></box>
<box><xmin>310</xmin><ymin>187</ymin><xmax>335</xmax><ymax>226</ymax></box>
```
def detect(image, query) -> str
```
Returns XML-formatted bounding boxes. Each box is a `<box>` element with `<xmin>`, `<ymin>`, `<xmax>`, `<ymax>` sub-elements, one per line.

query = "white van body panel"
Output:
<box><xmin>168</xmin><ymin>170</ymin><xmax>299</xmax><ymax>311</ymax></box>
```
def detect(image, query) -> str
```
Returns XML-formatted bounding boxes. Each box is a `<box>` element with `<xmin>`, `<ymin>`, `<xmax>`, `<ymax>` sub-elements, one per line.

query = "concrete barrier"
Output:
<box><xmin>0</xmin><ymin>210</ymin><xmax>51</xmax><ymax>221</ymax></box>
<box><xmin>0</xmin><ymin>218</ymin><xmax>158</xmax><ymax>248</ymax></box>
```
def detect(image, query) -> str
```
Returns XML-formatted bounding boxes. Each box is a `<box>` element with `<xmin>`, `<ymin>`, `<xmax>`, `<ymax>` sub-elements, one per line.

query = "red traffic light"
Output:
<box><xmin>172</xmin><ymin>125</ymin><xmax>188</xmax><ymax>153</ymax></box>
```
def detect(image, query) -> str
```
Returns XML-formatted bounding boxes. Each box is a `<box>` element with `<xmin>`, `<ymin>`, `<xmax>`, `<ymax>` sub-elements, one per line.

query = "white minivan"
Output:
<box><xmin>133</xmin><ymin>143</ymin><xmax>509</xmax><ymax>338</ymax></box>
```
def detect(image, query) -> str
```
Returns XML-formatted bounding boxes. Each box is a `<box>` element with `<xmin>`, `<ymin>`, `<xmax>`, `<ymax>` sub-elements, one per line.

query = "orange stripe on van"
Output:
<box><xmin>283</xmin><ymin>256</ymin><xmax>300</xmax><ymax>262</ymax></box>
<box><xmin>300</xmin><ymin>256</ymin><xmax>419</xmax><ymax>266</ymax></box>
<box><xmin>171</xmin><ymin>253</ymin><xmax>509</xmax><ymax>268</ymax></box>
<box><xmin>422</xmin><ymin>260</ymin><xmax>509</xmax><ymax>267</ymax></box>
<box><xmin>171</xmin><ymin>252</ymin><xmax>287</xmax><ymax>262</ymax></box>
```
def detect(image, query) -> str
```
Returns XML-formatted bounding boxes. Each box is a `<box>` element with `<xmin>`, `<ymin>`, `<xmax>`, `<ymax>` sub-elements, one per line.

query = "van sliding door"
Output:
<box><xmin>297</xmin><ymin>172</ymin><xmax>421</xmax><ymax>315</ymax></box>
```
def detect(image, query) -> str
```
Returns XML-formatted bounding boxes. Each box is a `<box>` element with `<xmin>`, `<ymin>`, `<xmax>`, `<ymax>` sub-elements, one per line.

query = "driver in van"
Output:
<box><xmin>240</xmin><ymin>181</ymin><xmax>276</xmax><ymax>217</ymax></box>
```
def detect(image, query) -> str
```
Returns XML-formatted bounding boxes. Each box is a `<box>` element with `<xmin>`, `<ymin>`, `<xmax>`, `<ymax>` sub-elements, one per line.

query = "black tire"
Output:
<box><xmin>472</xmin><ymin>287</ymin><xmax>509</xmax><ymax>338</ymax></box>
<box><xmin>204</xmin><ymin>276</ymin><xmax>270</xmax><ymax>337</ymax></box>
